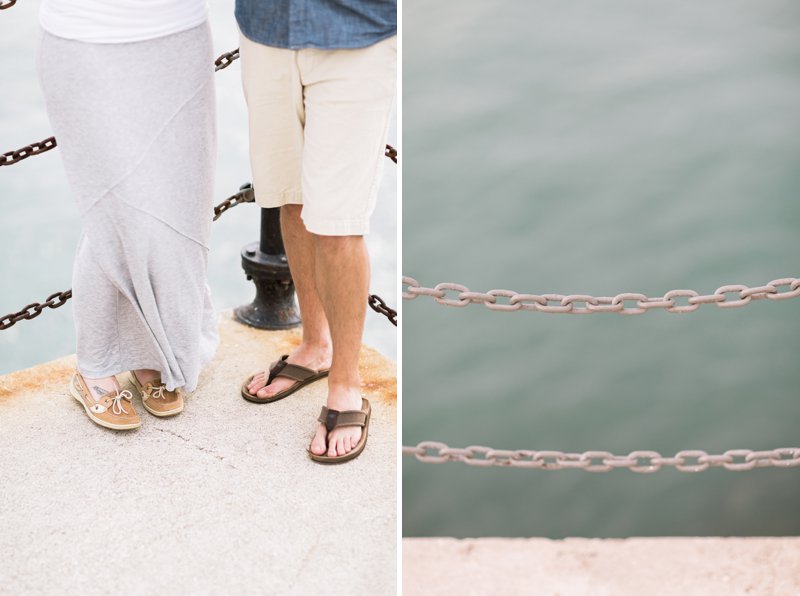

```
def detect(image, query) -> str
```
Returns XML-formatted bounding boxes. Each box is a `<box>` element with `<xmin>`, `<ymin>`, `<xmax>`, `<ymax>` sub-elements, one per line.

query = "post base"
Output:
<box><xmin>234</xmin><ymin>240</ymin><xmax>301</xmax><ymax>330</ymax></box>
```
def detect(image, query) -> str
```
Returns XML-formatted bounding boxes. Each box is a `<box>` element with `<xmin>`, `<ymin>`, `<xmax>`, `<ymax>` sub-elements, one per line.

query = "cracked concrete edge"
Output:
<box><xmin>403</xmin><ymin>537</ymin><xmax>800</xmax><ymax>596</ymax></box>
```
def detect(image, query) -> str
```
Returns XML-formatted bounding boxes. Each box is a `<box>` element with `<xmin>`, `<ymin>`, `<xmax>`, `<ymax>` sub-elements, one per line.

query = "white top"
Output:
<box><xmin>40</xmin><ymin>0</ymin><xmax>208</xmax><ymax>44</ymax></box>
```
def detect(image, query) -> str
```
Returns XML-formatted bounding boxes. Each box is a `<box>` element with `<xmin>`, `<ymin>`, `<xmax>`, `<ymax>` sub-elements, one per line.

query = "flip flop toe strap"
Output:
<box><xmin>266</xmin><ymin>355</ymin><xmax>321</xmax><ymax>386</ymax></box>
<box><xmin>317</xmin><ymin>406</ymin><xmax>367</xmax><ymax>433</ymax></box>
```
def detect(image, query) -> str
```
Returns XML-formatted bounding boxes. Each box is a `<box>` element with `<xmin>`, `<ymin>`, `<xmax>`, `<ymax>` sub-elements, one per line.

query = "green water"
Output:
<box><xmin>402</xmin><ymin>0</ymin><xmax>800</xmax><ymax>537</ymax></box>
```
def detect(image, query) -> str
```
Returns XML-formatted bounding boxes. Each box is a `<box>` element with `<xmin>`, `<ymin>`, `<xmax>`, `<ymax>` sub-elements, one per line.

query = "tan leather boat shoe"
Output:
<box><xmin>69</xmin><ymin>373</ymin><xmax>141</xmax><ymax>430</ymax></box>
<box><xmin>128</xmin><ymin>372</ymin><xmax>184</xmax><ymax>417</ymax></box>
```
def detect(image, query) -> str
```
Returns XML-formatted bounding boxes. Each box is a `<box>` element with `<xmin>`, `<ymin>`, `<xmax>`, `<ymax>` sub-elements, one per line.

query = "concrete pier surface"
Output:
<box><xmin>404</xmin><ymin>537</ymin><xmax>800</xmax><ymax>595</ymax></box>
<box><xmin>0</xmin><ymin>312</ymin><xmax>396</xmax><ymax>595</ymax></box>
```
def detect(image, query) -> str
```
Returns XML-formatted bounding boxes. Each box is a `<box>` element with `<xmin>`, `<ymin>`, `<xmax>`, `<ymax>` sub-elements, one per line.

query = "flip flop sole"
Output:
<box><xmin>241</xmin><ymin>370</ymin><xmax>329</xmax><ymax>404</ymax></box>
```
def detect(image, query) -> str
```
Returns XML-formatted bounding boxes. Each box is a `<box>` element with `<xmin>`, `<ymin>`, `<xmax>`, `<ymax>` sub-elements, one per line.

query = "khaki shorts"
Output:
<box><xmin>239</xmin><ymin>32</ymin><xmax>397</xmax><ymax>236</ymax></box>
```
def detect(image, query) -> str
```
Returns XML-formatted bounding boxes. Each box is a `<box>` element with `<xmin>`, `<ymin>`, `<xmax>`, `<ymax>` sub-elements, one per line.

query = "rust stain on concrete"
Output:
<box><xmin>0</xmin><ymin>357</ymin><xmax>75</xmax><ymax>401</ymax></box>
<box><xmin>2</xmin><ymin>313</ymin><xmax>396</xmax><ymax>406</ymax></box>
<box><xmin>217</xmin><ymin>312</ymin><xmax>396</xmax><ymax>404</ymax></box>
<box><xmin>359</xmin><ymin>346</ymin><xmax>397</xmax><ymax>404</ymax></box>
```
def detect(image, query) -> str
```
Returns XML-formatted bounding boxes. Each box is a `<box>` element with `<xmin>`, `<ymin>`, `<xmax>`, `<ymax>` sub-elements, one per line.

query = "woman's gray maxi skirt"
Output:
<box><xmin>38</xmin><ymin>23</ymin><xmax>218</xmax><ymax>392</ymax></box>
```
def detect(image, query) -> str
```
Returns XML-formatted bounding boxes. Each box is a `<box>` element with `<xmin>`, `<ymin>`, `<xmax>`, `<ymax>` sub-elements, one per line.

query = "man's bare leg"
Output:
<box><xmin>246</xmin><ymin>204</ymin><xmax>332</xmax><ymax>398</ymax></box>
<box><xmin>308</xmin><ymin>234</ymin><xmax>369</xmax><ymax>457</ymax></box>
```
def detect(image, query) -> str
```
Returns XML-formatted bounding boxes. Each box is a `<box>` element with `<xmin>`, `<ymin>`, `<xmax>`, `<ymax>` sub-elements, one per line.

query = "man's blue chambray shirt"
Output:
<box><xmin>235</xmin><ymin>0</ymin><xmax>397</xmax><ymax>50</ymax></box>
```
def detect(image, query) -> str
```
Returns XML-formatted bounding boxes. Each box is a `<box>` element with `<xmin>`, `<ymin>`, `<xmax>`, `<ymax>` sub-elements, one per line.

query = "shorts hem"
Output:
<box><xmin>303</xmin><ymin>217</ymin><xmax>370</xmax><ymax>236</ymax></box>
<box><xmin>254</xmin><ymin>191</ymin><xmax>303</xmax><ymax>209</ymax></box>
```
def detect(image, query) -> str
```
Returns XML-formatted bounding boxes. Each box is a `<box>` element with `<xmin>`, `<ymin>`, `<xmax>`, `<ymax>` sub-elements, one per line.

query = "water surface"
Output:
<box><xmin>403</xmin><ymin>0</ymin><xmax>800</xmax><ymax>538</ymax></box>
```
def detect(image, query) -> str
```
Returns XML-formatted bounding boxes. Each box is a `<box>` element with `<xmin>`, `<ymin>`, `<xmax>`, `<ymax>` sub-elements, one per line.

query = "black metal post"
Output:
<box><xmin>234</xmin><ymin>205</ymin><xmax>301</xmax><ymax>329</ymax></box>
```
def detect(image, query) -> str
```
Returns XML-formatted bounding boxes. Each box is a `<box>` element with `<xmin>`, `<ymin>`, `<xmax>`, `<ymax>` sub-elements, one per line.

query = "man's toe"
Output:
<box><xmin>310</xmin><ymin>426</ymin><xmax>326</xmax><ymax>454</ymax></box>
<box><xmin>247</xmin><ymin>374</ymin><xmax>264</xmax><ymax>392</ymax></box>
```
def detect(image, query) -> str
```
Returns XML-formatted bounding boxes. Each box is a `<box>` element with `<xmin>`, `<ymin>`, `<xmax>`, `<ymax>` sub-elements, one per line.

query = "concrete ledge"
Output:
<box><xmin>403</xmin><ymin>537</ymin><xmax>800</xmax><ymax>596</ymax></box>
<box><xmin>0</xmin><ymin>312</ymin><xmax>396</xmax><ymax>594</ymax></box>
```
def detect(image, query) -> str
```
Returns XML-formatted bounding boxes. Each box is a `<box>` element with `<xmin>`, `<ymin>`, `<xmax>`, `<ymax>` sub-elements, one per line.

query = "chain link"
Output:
<box><xmin>368</xmin><ymin>294</ymin><xmax>397</xmax><ymax>326</ymax></box>
<box><xmin>403</xmin><ymin>443</ymin><xmax>800</xmax><ymax>472</ymax></box>
<box><xmin>385</xmin><ymin>144</ymin><xmax>397</xmax><ymax>164</ymax></box>
<box><xmin>0</xmin><ymin>0</ymin><xmax>17</xmax><ymax>10</ymax></box>
<box><xmin>213</xmin><ymin>184</ymin><xmax>255</xmax><ymax>221</ymax></box>
<box><xmin>1</xmin><ymin>137</ymin><xmax>57</xmax><ymax>167</ymax></box>
<box><xmin>214</xmin><ymin>48</ymin><xmax>240</xmax><ymax>72</ymax></box>
<box><xmin>403</xmin><ymin>276</ymin><xmax>800</xmax><ymax>314</ymax></box>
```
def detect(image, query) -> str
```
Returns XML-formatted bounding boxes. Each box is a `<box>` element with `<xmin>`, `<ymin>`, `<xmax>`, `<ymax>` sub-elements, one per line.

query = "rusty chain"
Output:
<box><xmin>0</xmin><ymin>290</ymin><xmax>72</xmax><ymax>330</ymax></box>
<box><xmin>385</xmin><ymin>144</ymin><xmax>397</xmax><ymax>164</ymax></box>
<box><xmin>0</xmin><ymin>0</ymin><xmax>17</xmax><ymax>10</ymax></box>
<box><xmin>403</xmin><ymin>442</ymin><xmax>800</xmax><ymax>472</ymax></box>
<box><xmin>1</xmin><ymin>136</ymin><xmax>57</xmax><ymax>167</ymax></box>
<box><xmin>368</xmin><ymin>294</ymin><xmax>397</xmax><ymax>326</ymax></box>
<box><xmin>403</xmin><ymin>276</ymin><xmax>800</xmax><ymax>314</ymax></box>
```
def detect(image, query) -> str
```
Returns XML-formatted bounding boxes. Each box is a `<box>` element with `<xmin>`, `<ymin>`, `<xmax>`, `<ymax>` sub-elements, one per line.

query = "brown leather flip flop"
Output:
<box><xmin>308</xmin><ymin>398</ymin><xmax>371</xmax><ymax>464</ymax></box>
<box><xmin>241</xmin><ymin>355</ymin><xmax>329</xmax><ymax>403</ymax></box>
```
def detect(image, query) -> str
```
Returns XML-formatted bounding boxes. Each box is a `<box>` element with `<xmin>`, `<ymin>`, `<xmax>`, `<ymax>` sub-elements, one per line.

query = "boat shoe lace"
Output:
<box><xmin>93</xmin><ymin>389</ymin><xmax>134</xmax><ymax>415</ymax></box>
<box><xmin>142</xmin><ymin>383</ymin><xmax>166</xmax><ymax>400</ymax></box>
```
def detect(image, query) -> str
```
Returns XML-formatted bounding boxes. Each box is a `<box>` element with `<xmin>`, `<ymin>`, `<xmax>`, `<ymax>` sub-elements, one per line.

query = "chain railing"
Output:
<box><xmin>403</xmin><ymin>442</ymin><xmax>800</xmax><ymax>472</ymax></box>
<box><xmin>2</xmin><ymin>44</ymin><xmax>398</xmax><ymax>330</ymax></box>
<box><xmin>403</xmin><ymin>274</ymin><xmax>799</xmax><ymax>473</ymax></box>
<box><xmin>2</xmin><ymin>160</ymin><xmax>399</xmax><ymax>330</ymax></box>
<box><xmin>403</xmin><ymin>276</ymin><xmax>800</xmax><ymax>314</ymax></box>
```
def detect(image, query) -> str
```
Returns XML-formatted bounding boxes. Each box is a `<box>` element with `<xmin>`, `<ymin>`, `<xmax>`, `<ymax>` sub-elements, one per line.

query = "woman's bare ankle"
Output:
<box><xmin>81</xmin><ymin>374</ymin><xmax>120</xmax><ymax>401</ymax></box>
<box><xmin>133</xmin><ymin>369</ymin><xmax>160</xmax><ymax>385</ymax></box>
